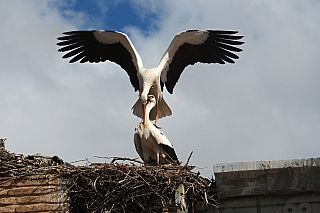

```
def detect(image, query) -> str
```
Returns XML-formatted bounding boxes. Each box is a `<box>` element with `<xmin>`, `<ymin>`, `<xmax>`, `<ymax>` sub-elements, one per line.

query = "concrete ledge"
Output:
<box><xmin>214</xmin><ymin>157</ymin><xmax>320</xmax><ymax>198</ymax></box>
<box><xmin>214</xmin><ymin>157</ymin><xmax>320</xmax><ymax>173</ymax></box>
<box><xmin>212</xmin><ymin>157</ymin><xmax>320</xmax><ymax>213</ymax></box>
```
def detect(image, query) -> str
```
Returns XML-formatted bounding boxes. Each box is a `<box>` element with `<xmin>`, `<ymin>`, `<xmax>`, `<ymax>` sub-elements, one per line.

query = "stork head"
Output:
<box><xmin>147</xmin><ymin>95</ymin><xmax>156</xmax><ymax>105</ymax></box>
<box><xmin>143</xmin><ymin>95</ymin><xmax>156</xmax><ymax>124</ymax></box>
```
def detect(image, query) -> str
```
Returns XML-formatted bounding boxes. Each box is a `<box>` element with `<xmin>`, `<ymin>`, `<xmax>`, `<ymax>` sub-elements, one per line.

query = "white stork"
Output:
<box><xmin>57</xmin><ymin>30</ymin><xmax>244</xmax><ymax>125</ymax></box>
<box><xmin>134</xmin><ymin>95</ymin><xmax>179</xmax><ymax>165</ymax></box>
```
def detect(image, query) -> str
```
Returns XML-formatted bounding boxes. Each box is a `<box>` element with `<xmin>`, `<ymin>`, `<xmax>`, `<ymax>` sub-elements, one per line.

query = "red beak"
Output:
<box><xmin>142</xmin><ymin>103</ymin><xmax>147</xmax><ymax>124</ymax></box>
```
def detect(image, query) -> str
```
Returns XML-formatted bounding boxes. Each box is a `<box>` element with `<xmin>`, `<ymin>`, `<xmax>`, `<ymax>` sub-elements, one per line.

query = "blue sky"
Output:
<box><xmin>56</xmin><ymin>0</ymin><xmax>160</xmax><ymax>31</ymax></box>
<box><xmin>1</xmin><ymin>0</ymin><xmax>320</xmax><ymax>178</ymax></box>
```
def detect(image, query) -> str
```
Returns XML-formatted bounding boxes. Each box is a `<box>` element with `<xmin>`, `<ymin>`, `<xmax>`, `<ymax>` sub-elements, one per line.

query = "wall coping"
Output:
<box><xmin>214</xmin><ymin>157</ymin><xmax>320</xmax><ymax>173</ymax></box>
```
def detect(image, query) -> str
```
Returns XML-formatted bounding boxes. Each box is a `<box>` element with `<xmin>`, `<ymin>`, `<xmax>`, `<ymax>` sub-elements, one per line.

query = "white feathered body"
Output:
<box><xmin>135</xmin><ymin>121</ymin><xmax>175</xmax><ymax>164</ymax></box>
<box><xmin>134</xmin><ymin>95</ymin><xmax>178</xmax><ymax>164</ymax></box>
<box><xmin>132</xmin><ymin>67</ymin><xmax>172</xmax><ymax>120</ymax></box>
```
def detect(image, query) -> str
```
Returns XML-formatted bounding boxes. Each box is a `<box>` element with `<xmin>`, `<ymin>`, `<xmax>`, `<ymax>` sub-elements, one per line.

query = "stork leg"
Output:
<box><xmin>153</xmin><ymin>103</ymin><xmax>161</xmax><ymax>129</ymax></box>
<box><xmin>142</xmin><ymin>103</ymin><xmax>147</xmax><ymax>124</ymax></box>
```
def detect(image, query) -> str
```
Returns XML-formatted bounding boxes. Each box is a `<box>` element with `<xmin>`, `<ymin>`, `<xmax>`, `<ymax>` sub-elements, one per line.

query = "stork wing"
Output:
<box><xmin>152</xmin><ymin>130</ymin><xmax>179</xmax><ymax>163</ymax></box>
<box><xmin>57</xmin><ymin>30</ymin><xmax>143</xmax><ymax>91</ymax></box>
<box><xmin>134</xmin><ymin>132</ymin><xmax>144</xmax><ymax>161</ymax></box>
<box><xmin>158</xmin><ymin>30</ymin><xmax>244</xmax><ymax>94</ymax></box>
<box><xmin>159</xmin><ymin>143</ymin><xmax>179</xmax><ymax>163</ymax></box>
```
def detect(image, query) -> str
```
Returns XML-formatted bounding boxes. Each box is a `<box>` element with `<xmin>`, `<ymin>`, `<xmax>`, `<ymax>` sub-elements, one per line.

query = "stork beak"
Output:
<box><xmin>142</xmin><ymin>102</ymin><xmax>147</xmax><ymax>124</ymax></box>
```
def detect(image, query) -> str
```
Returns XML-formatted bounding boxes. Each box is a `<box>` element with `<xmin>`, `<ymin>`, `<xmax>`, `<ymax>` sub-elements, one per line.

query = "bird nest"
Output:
<box><xmin>0</xmin><ymin>148</ymin><xmax>218</xmax><ymax>212</ymax></box>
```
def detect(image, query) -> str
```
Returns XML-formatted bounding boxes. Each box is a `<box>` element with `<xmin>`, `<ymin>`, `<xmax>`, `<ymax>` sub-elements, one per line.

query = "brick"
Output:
<box><xmin>2</xmin><ymin>185</ymin><xmax>62</xmax><ymax>196</ymax></box>
<box><xmin>0</xmin><ymin>193</ymin><xmax>66</xmax><ymax>204</ymax></box>
<box><xmin>0</xmin><ymin>203</ymin><xmax>66</xmax><ymax>213</ymax></box>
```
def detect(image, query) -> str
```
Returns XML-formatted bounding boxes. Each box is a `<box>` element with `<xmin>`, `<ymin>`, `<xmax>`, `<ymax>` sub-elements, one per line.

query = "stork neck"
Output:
<box><xmin>144</xmin><ymin>103</ymin><xmax>154</xmax><ymax>125</ymax></box>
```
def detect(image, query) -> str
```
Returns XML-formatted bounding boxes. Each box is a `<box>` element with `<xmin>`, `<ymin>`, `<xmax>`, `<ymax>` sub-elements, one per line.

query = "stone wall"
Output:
<box><xmin>211</xmin><ymin>157</ymin><xmax>320</xmax><ymax>213</ymax></box>
<box><xmin>0</xmin><ymin>175</ymin><xmax>68</xmax><ymax>213</ymax></box>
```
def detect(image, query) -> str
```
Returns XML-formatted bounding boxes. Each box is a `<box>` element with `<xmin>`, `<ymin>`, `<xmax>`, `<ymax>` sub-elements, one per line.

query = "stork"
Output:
<box><xmin>134</xmin><ymin>95</ymin><xmax>179</xmax><ymax>165</ymax></box>
<box><xmin>57</xmin><ymin>30</ymin><xmax>244</xmax><ymax>126</ymax></box>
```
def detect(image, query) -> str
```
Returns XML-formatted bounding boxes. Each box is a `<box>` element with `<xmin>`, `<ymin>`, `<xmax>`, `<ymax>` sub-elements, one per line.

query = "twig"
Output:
<box><xmin>186</xmin><ymin>151</ymin><xmax>193</xmax><ymax>165</ymax></box>
<box><xmin>181</xmin><ymin>151</ymin><xmax>194</xmax><ymax>171</ymax></box>
<box><xmin>93</xmin><ymin>156</ymin><xmax>144</xmax><ymax>164</ymax></box>
<box><xmin>69</xmin><ymin>158</ymin><xmax>91</xmax><ymax>164</ymax></box>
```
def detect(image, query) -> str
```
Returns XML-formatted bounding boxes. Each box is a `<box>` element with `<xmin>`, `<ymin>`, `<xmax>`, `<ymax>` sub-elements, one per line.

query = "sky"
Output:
<box><xmin>1</xmin><ymin>0</ymin><xmax>320</xmax><ymax>178</ymax></box>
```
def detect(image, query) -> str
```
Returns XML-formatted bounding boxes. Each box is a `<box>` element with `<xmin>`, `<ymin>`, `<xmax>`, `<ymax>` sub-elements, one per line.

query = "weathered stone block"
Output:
<box><xmin>212</xmin><ymin>157</ymin><xmax>320</xmax><ymax>213</ymax></box>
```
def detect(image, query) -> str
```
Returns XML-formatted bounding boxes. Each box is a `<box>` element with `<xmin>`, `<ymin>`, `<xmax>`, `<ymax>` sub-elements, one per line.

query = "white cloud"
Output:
<box><xmin>1</xmin><ymin>0</ymin><xmax>320</xmax><ymax>177</ymax></box>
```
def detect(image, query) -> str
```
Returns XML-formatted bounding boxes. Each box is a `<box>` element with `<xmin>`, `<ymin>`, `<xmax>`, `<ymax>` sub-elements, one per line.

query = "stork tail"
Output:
<box><xmin>132</xmin><ymin>98</ymin><xmax>172</xmax><ymax>120</ymax></box>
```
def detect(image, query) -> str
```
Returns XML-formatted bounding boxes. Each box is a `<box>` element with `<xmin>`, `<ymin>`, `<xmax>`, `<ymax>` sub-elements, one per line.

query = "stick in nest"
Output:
<box><xmin>94</xmin><ymin>156</ymin><xmax>144</xmax><ymax>164</ymax></box>
<box><xmin>186</xmin><ymin>151</ymin><xmax>193</xmax><ymax>165</ymax></box>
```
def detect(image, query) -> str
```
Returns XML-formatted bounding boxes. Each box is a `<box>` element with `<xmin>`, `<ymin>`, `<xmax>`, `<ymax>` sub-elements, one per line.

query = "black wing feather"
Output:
<box><xmin>165</xmin><ymin>30</ymin><xmax>244</xmax><ymax>94</ymax></box>
<box><xmin>159</xmin><ymin>144</ymin><xmax>179</xmax><ymax>162</ymax></box>
<box><xmin>57</xmin><ymin>30</ymin><xmax>139</xmax><ymax>91</ymax></box>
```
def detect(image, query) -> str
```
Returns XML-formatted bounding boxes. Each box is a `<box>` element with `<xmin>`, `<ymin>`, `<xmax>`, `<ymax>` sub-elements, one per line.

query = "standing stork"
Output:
<box><xmin>134</xmin><ymin>95</ymin><xmax>179</xmax><ymax>165</ymax></box>
<box><xmin>57</xmin><ymin>30</ymin><xmax>244</xmax><ymax>125</ymax></box>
